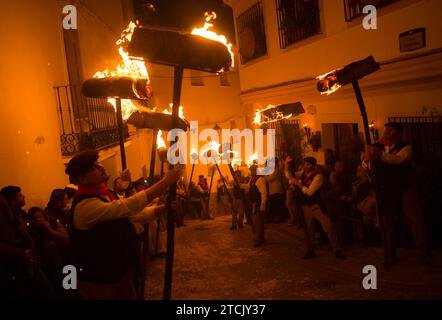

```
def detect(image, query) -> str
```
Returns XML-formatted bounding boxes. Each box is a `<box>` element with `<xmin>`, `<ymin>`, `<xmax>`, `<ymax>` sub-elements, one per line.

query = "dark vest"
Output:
<box><xmin>299</xmin><ymin>171</ymin><xmax>323</xmax><ymax>207</ymax></box>
<box><xmin>69</xmin><ymin>194</ymin><xmax>138</xmax><ymax>283</ymax></box>
<box><xmin>374</xmin><ymin>142</ymin><xmax>412</xmax><ymax>210</ymax></box>
<box><xmin>248</xmin><ymin>176</ymin><xmax>263</xmax><ymax>208</ymax></box>
<box><xmin>233</xmin><ymin>183</ymin><xmax>245</xmax><ymax>200</ymax></box>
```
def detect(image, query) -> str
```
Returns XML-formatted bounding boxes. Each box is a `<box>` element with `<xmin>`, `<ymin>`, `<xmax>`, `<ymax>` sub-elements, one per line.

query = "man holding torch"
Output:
<box><xmin>285</xmin><ymin>156</ymin><xmax>345</xmax><ymax>260</ymax></box>
<box><xmin>364</xmin><ymin>122</ymin><xmax>432</xmax><ymax>265</ymax></box>
<box><xmin>65</xmin><ymin>150</ymin><xmax>180</xmax><ymax>300</ymax></box>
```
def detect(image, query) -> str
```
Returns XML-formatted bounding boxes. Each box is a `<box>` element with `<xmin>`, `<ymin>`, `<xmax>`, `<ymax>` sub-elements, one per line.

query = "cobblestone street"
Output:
<box><xmin>145</xmin><ymin>215</ymin><xmax>442</xmax><ymax>300</ymax></box>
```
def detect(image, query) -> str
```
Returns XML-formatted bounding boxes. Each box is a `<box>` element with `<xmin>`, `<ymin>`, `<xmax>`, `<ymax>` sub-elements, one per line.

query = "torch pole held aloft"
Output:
<box><xmin>352</xmin><ymin>80</ymin><xmax>372</xmax><ymax>145</ymax></box>
<box><xmin>149</xmin><ymin>129</ymin><xmax>159</xmax><ymax>179</ymax></box>
<box><xmin>115</xmin><ymin>98</ymin><xmax>127</xmax><ymax>170</ymax></box>
<box><xmin>163</xmin><ymin>66</ymin><xmax>183</xmax><ymax>300</ymax></box>
<box><xmin>188</xmin><ymin>161</ymin><xmax>196</xmax><ymax>191</ymax></box>
<box><xmin>351</xmin><ymin>79</ymin><xmax>390</xmax><ymax>270</ymax></box>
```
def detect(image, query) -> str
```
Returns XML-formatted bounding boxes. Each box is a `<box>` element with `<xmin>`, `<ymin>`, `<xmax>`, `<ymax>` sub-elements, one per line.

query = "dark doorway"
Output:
<box><xmin>322</xmin><ymin>123</ymin><xmax>363</xmax><ymax>175</ymax></box>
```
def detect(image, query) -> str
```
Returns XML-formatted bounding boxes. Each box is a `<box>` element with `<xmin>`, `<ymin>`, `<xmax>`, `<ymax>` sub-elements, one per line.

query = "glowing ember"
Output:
<box><xmin>93</xmin><ymin>21</ymin><xmax>151</xmax><ymax>120</ymax></box>
<box><xmin>157</xmin><ymin>130</ymin><xmax>166</xmax><ymax>150</ymax></box>
<box><xmin>316</xmin><ymin>71</ymin><xmax>342</xmax><ymax>95</ymax></box>
<box><xmin>247</xmin><ymin>152</ymin><xmax>259</xmax><ymax>167</ymax></box>
<box><xmin>191</xmin><ymin>12</ymin><xmax>235</xmax><ymax>71</ymax></box>
<box><xmin>254</xmin><ymin>105</ymin><xmax>293</xmax><ymax>125</ymax></box>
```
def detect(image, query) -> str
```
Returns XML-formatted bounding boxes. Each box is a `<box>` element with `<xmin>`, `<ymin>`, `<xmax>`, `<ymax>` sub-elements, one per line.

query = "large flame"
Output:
<box><xmin>191</xmin><ymin>12</ymin><xmax>235</xmax><ymax>71</ymax></box>
<box><xmin>94</xmin><ymin>21</ymin><xmax>151</xmax><ymax>120</ymax></box>
<box><xmin>254</xmin><ymin>105</ymin><xmax>293</xmax><ymax>125</ymax></box>
<box><xmin>157</xmin><ymin>130</ymin><xmax>166</xmax><ymax>150</ymax></box>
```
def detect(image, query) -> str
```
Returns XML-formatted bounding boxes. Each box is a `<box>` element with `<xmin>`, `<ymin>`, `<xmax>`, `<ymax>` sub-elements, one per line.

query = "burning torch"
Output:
<box><xmin>316</xmin><ymin>56</ymin><xmax>393</xmax><ymax>269</ymax></box>
<box><xmin>126</xmin><ymin>14</ymin><xmax>233</xmax><ymax>299</ymax></box>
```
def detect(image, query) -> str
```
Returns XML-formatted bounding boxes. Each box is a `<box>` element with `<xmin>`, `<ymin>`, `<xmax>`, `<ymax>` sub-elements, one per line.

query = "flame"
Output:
<box><xmin>254</xmin><ymin>109</ymin><xmax>262</xmax><ymax>125</ymax></box>
<box><xmin>157</xmin><ymin>130</ymin><xmax>166</xmax><ymax>150</ymax></box>
<box><xmin>191</xmin><ymin>12</ymin><xmax>235</xmax><ymax>71</ymax></box>
<box><xmin>93</xmin><ymin>21</ymin><xmax>151</xmax><ymax>120</ymax></box>
<box><xmin>317</xmin><ymin>71</ymin><xmax>342</xmax><ymax>95</ymax></box>
<box><xmin>247</xmin><ymin>152</ymin><xmax>259</xmax><ymax>167</ymax></box>
<box><xmin>254</xmin><ymin>105</ymin><xmax>293</xmax><ymax>125</ymax></box>
<box><xmin>163</xmin><ymin>103</ymin><xmax>185</xmax><ymax>119</ymax></box>
<box><xmin>231</xmin><ymin>158</ymin><xmax>243</xmax><ymax>168</ymax></box>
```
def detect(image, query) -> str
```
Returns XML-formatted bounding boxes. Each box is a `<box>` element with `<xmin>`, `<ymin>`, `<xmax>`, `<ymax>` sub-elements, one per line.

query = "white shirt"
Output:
<box><xmin>265</xmin><ymin>167</ymin><xmax>284</xmax><ymax>195</ymax></box>
<box><xmin>362</xmin><ymin>144</ymin><xmax>413</xmax><ymax>170</ymax></box>
<box><xmin>381</xmin><ymin>145</ymin><xmax>412</xmax><ymax>165</ymax></box>
<box><xmin>73</xmin><ymin>191</ymin><xmax>150</xmax><ymax>231</ymax></box>
<box><xmin>285</xmin><ymin>167</ymin><xmax>324</xmax><ymax>197</ymax></box>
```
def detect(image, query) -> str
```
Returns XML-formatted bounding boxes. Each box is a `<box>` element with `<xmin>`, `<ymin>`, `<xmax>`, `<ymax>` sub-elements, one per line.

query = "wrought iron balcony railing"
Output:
<box><xmin>276</xmin><ymin>0</ymin><xmax>321</xmax><ymax>49</ymax></box>
<box><xmin>54</xmin><ymin>85</ymin><xmax>128</xmax><ymax>157</ymax></box>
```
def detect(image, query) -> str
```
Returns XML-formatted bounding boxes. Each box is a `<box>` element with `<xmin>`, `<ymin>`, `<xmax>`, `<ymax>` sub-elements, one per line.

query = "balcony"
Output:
<box><xmin>344</xmin><ymin>0</ymin><xmax>402</xmax><ymax>22</ymax></box>
<box><xmin>54</xmin><ymin>85</ymin><xmax>128</xmax><ymax>157</ymax></box>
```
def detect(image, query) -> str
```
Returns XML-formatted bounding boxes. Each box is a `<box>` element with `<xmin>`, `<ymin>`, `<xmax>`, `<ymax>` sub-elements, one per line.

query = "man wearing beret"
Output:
<box><xmin>365</xmin><ymin>122</ymin><xmax>431</xmax><ymax>266</ymax></box>
<box><xmin>65</xmin><ymin>150</ymin><xmax>179</xmax><ymax>299</ymax></box>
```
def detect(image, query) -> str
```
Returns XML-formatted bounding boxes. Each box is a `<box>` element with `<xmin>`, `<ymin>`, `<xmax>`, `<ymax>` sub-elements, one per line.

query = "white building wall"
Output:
<box><xmin>231</xmin><ymin>0</ymin><xmax>442</xmax><ymax>163</ymax></box>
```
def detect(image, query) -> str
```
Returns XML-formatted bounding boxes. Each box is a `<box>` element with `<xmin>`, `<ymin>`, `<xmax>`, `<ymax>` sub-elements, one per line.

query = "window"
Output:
<box><xmin>344</xmin><ymin>0</ymin><xmax>402</xmax><ymax>22</ymax></box>
<box><xmin>237</xmin><ymin>2</ymin><xmax>267</xmax><ymax>64</ymax></box>
<box><xmin>276</xmin><ymin>0</ymin><xmax>321</xmax><ymax>49</ymax></box>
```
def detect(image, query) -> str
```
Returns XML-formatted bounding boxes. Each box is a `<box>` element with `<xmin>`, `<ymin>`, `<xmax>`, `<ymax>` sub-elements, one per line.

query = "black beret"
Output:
<box><xmin>65</xmin><ymin>150</ymin><xmax>99</xmax><ymax>180</ymax></box>
<box><xmin>384</xmin><ymin>122</ymin><xmax>403</xmax><ymax>132</ymax></box>
<box><xmin>303</xmin><ymin>156</ymin><xmax>317</xmax><ymax>165</ymax></box>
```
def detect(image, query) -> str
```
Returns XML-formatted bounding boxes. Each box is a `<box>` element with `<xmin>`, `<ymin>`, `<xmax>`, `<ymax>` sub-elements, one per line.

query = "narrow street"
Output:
<box><xmin>145</xmin><ymin>214</ymin><xmax>442</xmax><ymax>300</ymax></box>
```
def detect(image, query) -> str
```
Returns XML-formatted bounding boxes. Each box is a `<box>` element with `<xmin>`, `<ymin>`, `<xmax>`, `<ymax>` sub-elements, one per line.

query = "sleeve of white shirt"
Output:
<box><xmin>129</xmin><ymin>206</ymin><xmax>158</xmax><ymax>224</ymax></box>
<box><xmin>301</xmin><ymin>174</ymin><xmax>323</xmax><ymax>197</ymax></box>
<box><xmin>380</xmin><ymin>145</ymin><xmax>412</xmax><ymax>165</ymax></box>
<box><xmin>74</xmin><ymin>191</ymin><xmax>149</xmax><ymax>230</ymax></box>
<box><xmin>256</xmin><ymin>177</ymin><xmax>268</xmax><ymax>212</ymax></box>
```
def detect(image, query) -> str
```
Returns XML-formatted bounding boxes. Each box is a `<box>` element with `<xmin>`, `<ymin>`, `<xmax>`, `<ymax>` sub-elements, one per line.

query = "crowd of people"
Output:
<box><xmin>0</xmin><ymin>150</ymin><xmax>180</xmax><ymax>299</ymax></box>
<box><xmin>0</xmin><ymin>122</ymin><xmax>436</xmax><ymax>299</ymax></box>
<box><xmin>187</xmin><ymin>122</ymin><xmax>434</xmax><ymax>265</ymax></box>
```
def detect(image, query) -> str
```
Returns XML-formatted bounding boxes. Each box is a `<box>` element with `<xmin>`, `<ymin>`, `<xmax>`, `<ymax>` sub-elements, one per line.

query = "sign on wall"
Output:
<box><xmin>399</xmin><ymin>28</ymin><xmax>426</xmax><ymax>52</ymax></box>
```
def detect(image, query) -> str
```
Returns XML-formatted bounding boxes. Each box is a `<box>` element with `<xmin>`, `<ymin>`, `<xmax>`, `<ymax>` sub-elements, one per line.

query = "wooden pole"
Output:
<box><xmin>115</xmin><ymin>98</ymin><xmax>127</xmax><ymax>170</ymax></box>
<box><xmin>352</xmin><ymin>79</ymin><xmax>390</xmax><ymax>270</ymax></box>
<box><xmin>163</xmin><ymin>66</ymin><xmax>183</xmax><ymax>300</ymax></box>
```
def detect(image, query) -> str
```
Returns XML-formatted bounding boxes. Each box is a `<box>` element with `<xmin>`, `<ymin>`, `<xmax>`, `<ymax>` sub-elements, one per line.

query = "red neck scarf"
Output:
<box><xmin>381</xmin><ymin>137</ymin><xmax>398</xmax><ymax>148</ymax></box>
<box><xmin>75</xmin><ymin>183</ymin><xmax>117</xmax><ymax>201</ymax></box>
<box><xmin>302</xmin><ymin>168</ymin><xmax>320</xmax><ymax>186</ymax></box>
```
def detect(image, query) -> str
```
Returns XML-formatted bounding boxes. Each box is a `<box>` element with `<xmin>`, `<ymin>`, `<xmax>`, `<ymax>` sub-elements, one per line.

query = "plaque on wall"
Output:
<box><xmin>399</xmin><ymin>28</ymin><xmax>426</xmax><ymax>52</ymax></box>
